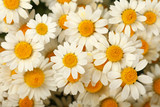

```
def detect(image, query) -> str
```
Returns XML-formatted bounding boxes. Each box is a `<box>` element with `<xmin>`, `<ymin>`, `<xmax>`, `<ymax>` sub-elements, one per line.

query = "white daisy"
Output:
<box><xmin>49</xmin><ymin>2</ymin><xmax>77</xmax><ymax>43</ymax></box>
<box><xmin>65</xmin><ymin>5</ymin><xmax>108</xmax><ymax>51</ymax></box>
<box><xmin>108</xmin><ymin>59</ymin><xmax>152</xmax><ymax>100</ymax></box>
<box><xmin>54</xmin><ymin>70</ymin><xmax>90</xmax><ymax>95</ymax></box>
<box><xmin>12</xmin><ymin>57</ymin><xmax>57</xmax><ymax>100</ymax></box>
<box><xmin>0</xmin><ymin>31</ymin><xmax>44</xmax><ymax>72</ymax></box>
<box><xmin>96</xmin><ymin>87</ymin><xmax>131</xmax><ymax>107</ymax></box>
<box><xmin>145</xmin><ymin>64</ymin><xmax>160</xmax><ymax>105</ymax></box>
<box><xmin>0</xmin><ymin>0</ymin><xmax>32</xmax><ymax>23</ymax></box>
<box><xmin>51</xmin><ymin>42</ymin><xmax>87</xmax><ymax>79</ymax></box>
<box><xmin>93</xmin><ymin>32</ymin><xmax>143</xmax><ymax>73</ymax></box>
<box><xmin>2</xmin><ymin>94</ymin><xmax>44</xmax><ymax>107</ymax></box>
<box><xmin>140</xmin><ymin>0</ymin><xmax>160</xmax><ymax>36</ymax></box>
<box><xmin>109</xmin><ymin>0</ymin><xmax>146</xmax><ymax>36</ymax></box>
<box><xmin>27</xmin><ymin>13</ymin><xmax>57</xmax><ymax>44</ymax></box>
<box><xmin>136</xmin><ymin>31</ymin><xmax>160</xmax><ymax>63</ymax></box>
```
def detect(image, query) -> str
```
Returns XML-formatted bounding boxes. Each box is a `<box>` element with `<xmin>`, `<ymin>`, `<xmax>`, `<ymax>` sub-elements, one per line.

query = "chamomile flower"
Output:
<box><xmin>65</xmin><ymin>5</ymin><xmax>108</xmax><ymax>51</ymax></box>
<box><xmin>77</xmin><ymin>82</ymin><xmax>106</xmax><ymax>106</ymax></box>
<box><xmin>0</xmin><ymin>0</ymin><xmax>32</xmax><ymax>23</ymax></box>
<box><xmin>51</xmin><ymin>42</ymin><xmax>87</xmax><ymax>79</ymax></box>
<box><xmin>109</xmin><ymin>0</ymin><xmax>146</xmax><ymax>36</ymax></box>
<box><xmin>12</xmin><ymin>57</ymin><xmax>57</xmax><ymax>101</ymax></box>
<box><xmin>139</xmin><ymin>0</ymin><xmax>160</xmax><ymax>36</ymax></box>
<box><xmin>54</xmin><ymin>70</ymin><xmax>90</xmax><ymax>95</ymax></box>
<box><xmin>136</xmin><ymin>31</ymin><xmax>160</xmax><ymax>63</ymax></box>
<box><xmin>27</xmin><ymin>14</ymin><xmax>57</xmax><ymax>44</ymax></box>
<box><xmin>0</xmin><ymin>31</ymin><xmax>44</xmax><ymax>72</ymax></box>
<box><xmin>2</xmin><ymin>94</ymin><xmax>44</xmax><ymax>107</ymax></box>
<box><xmin>93</xmin><ymin>32</ymin><xmax>143</xmax><ymax>73</ymax></box>
<box><xmin>108</xmin><ymin>59</ymin><xmax>152</xmax><ymax>100</ymax></box>
<box><xmin>97</xmin><ymin>87</ymin><xmax>131</xmax><ymax>107</ymax></box>
<box><xmin>49</xmin><ymin>2</ymin><xmax>77</xmax><ymax>43</ymax></box>
<box><xmin>145</xmin><ymin>64</ymin><xmax>160</xmax><ymax>105</ymax></box>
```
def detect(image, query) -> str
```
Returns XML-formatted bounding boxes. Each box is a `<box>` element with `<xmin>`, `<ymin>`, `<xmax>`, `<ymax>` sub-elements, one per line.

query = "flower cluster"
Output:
<box><xmin>0</xmin><ymin>0</ymin><xmax>160</xmax><ymax>107</ymax></box>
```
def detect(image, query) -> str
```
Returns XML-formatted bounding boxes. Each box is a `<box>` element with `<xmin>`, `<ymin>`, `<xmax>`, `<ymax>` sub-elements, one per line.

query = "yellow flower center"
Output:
<box><xmin>100</xmin><ymin>98</ymin><xmax>118</xmax><ymax>107</ymax></box>
<box><xmin>19</xmin><ymin>24</ymin><xmax>30</xmax><ymax>35</ymax></box>
<box><xmin>78</xmin><ymin>20</ymin><xmax>95</xmax><ymax>37</ymax></box>
<box><xmin>85</xmin><ymin>81</ymin><xmax>103</xmax><ymax>93</ymax></box>
<box><xmin>3</xmin><ymin>17</ymin><xmax>14</xmax><ymax>24</ymax></box>
<box><xmin>106</xmin><ymin>45</ymin><xmax>123</xmax><ymax>62</ymax></box>
<box><xmin>122</xmin><ymin>9</ymin><xmax>137</xmax><ymax>25</ymax></box>
<box><xmin>58</xmin><ymin>15</ymin><xmax>68</xmax><ymax>30</ymax></box>
<box><xmin>141</xmin><ymin>40</ymin><xmax>149</xmax><ymax>55</ymax></box>
<box><xmin>153</xmin><ymin>78</ymin><xmax>160</xmax><ymax>95</ymax></box>
<box><xmin>14</xmin><ymin>42</ymin><xmax>32</xmax><ymax>59</ymax></box>
<box><xmin>0</xmin><ymin>46</ymin><xmax>5</xmax><ymax>53</ymax></box>
<box><xmin>57</xmin><ymin>0</ymin><xmax>71</xmax><ymax>4</ymax></box>
<box><xmin>144</xmin><ymin>11</ymin><xmax>156</xmax><ymax>25</ymax></box>
<box><xmin>24</xmin><ymin>68</ymin><xmax>45</xmax><ymax>88</ymax></box>
<box><xmin>19</xmin><ymin>96</ymin><xmax>34</xmax><ymax>107</ymax></box>
<box><xmin>36</xmin><ymin>23</ymin><xmax>48</xmax><ymax>35</ymax></box>
<box><xmin>46</xmin><ymin>51</ymin><xmax>55</xmax><ymax>62</ymax></box>
<box><xmin>3</xmin><ymin>0</ymin><xmax>20</xmax><ymax>10</ymax></box>
<box><xmin>143</xmin><ymin>101</ymin><xmax>150</xmax><ymax>107</ymax></box>
<box><xmin>63</xmin><ymin>53</ymin><xmax>78</xmax><ymax>68</ymax></box>
<box><xmin>121</xmin><ymin>67</ymin><xmax>137</xmax><ymax>85</ymax></box>
<box><xmin>67</xmin><ymin>73</ymin><xmax>80</xmax><ymax>83</ymax></box>
<box><xmin>10</xmin><ymin>70</ymin><xmax>16</xmax><ymax>76</ymax></box>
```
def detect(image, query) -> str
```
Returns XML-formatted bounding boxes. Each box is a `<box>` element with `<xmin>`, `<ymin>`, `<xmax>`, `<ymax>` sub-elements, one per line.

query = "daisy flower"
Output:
<box><xmin>54</xmin><ymin>70</ymin><xmax>90</xmax><ymax>95</ymax></box>
<box><xmin>0</xmin><ymin>0</ymin><xmax>32</xmax><ymax>23</ymax></box>
<box><xmin>2</xmin><ymin>94</ymin><xmax>44</xmax><ymax>107</ymax></box>
<box><xmin>27</xmin><ymin>13</ymin><xmax>57</xmax><ymax>44</ymax></box>
<box><xmin>0</xmin><ymin>31</ymin><xmax>44</xmax><ymax>72</ymax></box>
<box><xmin>97</xmin><ymin>87</ymin><xmax>131</xmax><ymax>107</ymax></box>
<box><xmin>108</xmin><ymin>59</ymin><xmax>152</xmax><ymax>100</ymax></box>
<box><xmin>49</xmin><ymin>2</ymin><xmax>77</xmax><ymax>43</ymax></box>
<box><xmin>65</xmin><ymin>5</ymin><xmax>108</xmax><ymax>51</ymax></box>
<box><xmin>136</xmin><ymin>31</ymin><xmax>160</xmax><ymax>63</ymax></box>
<box><xmin>93</xmin><ymin>32</ymin><xmax>143</xmax><ymax>73</ymax></box>
<box><xmin>109</xmin><ymin>0</ymin><xmax>146</xmax><ymax>36</ymax></box>
<box><xmin>145</xmin><ymin>64</ymin><xmax>160</xmax><ymax>105</ymax></box>
<box><xmin>139</xmin><ymin>0</ymin><xmax>160</xmax><ymax>36</ymax></box>
<box><xmin>51</xmin><ymin>42</ymin><xmax>87</xmax><ymax>79</ymax></box>
<box><xmin>12</xmin><ymin>57</ymin><xmax>57</xmax><ymax>100</ymax></box>
<box><xmin>77</xmin><ymin>83</ymin><xmax>107</xmax><ymax>106</ymax></box>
